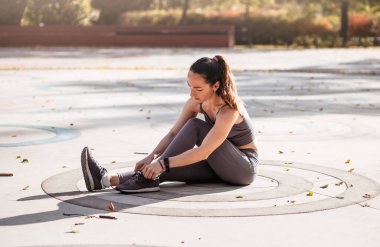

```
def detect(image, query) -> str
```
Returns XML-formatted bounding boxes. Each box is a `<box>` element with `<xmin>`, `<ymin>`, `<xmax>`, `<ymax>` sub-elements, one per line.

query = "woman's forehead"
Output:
<box><xmin>187</xmin><ymin>71</ymin><xmax>207</xmax><ymax>84</ymax></box>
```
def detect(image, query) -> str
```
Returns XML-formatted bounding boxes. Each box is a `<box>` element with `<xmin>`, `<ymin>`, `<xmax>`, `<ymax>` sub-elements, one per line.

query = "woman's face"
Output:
<box><xmin>187</xmin><ymin>70</ymin><xmax>217</xmax><ymax>102</ymax></box>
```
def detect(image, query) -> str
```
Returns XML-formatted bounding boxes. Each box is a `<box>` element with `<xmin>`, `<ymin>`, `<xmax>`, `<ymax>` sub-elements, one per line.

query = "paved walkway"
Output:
<box><xmin>0</xmin><ymin>48</ymin><xmax>379</xmax><ymax>246</ymax></box>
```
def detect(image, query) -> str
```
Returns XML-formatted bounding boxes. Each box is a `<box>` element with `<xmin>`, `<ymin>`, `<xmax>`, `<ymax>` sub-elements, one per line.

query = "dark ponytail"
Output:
<box><xmin>189</xmin><ymin>55</ymin><xmax>241</xmax><ymax>112</ymax></box>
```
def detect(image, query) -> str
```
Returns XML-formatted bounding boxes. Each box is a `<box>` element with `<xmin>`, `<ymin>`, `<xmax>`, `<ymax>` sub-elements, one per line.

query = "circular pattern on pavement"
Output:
<box><xmin>0</xmin><ymin>124</ymin><xmax>80</xmax><ymax>147</ymax></box>
<box><xmin>42</xmin><ymin>160</ymin><xmax>380</xmax><ymax>217</ymax></box>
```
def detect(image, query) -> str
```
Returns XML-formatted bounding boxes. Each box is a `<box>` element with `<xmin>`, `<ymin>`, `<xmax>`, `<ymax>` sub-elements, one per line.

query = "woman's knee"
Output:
<box><xmin>184</xmin><ymin>118</ymin><xmax>209</xmax><ymax>128</ymax></box>
<box><xmin>183</xmin><ymin>118</ymin><xmax>211</xmax><ymax>134</ymax></box>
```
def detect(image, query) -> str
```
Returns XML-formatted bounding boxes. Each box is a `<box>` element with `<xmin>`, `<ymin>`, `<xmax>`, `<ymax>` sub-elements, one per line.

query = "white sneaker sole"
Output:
<box><xmin>81</xmin><ymin>147</ymin><xmax>94</xmax><ymax>192</ymax></box>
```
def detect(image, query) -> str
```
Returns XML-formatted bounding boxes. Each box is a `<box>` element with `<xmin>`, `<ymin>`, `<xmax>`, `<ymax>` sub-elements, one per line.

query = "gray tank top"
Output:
<box><xmin>200</xmin><ymin>103</ymin><xmax>255</xmax><ymax>147</ymax></box>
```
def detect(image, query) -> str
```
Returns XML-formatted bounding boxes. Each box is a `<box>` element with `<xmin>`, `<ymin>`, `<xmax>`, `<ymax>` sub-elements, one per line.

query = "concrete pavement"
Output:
<box><xmin>0</xmin><ymin>47</ymin><xmax>380</xmax><ymax>246</ymax></box>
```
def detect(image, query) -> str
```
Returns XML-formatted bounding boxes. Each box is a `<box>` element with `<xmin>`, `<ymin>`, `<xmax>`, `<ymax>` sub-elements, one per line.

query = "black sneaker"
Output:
<box><xmin>81</xmin><ymin>147</ymin><xmax>109</xmax><ymax>192</ymax></box>
<box><xmin>115</xmin><ymin>171</ymin><xmax>160</xmax><ymax>193</ymax></box>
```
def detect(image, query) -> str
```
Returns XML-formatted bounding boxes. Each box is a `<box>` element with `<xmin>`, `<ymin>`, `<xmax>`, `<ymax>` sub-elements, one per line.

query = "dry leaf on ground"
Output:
<box><xmin>363</xmin><ymin>194</ymin><xmax>371</xmax><ymax>198</ymax></box>
<box><xmin>108</xmin><ymin>202</ymin><xmax>116</xmax><ymax>211</ymax></box>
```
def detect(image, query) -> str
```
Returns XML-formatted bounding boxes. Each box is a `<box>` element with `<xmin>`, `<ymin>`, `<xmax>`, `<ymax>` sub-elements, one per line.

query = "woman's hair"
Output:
<box><xmin>189</xmin><ymin>55</ymin><xmax>241</xmax><ymax>112</ymax></box>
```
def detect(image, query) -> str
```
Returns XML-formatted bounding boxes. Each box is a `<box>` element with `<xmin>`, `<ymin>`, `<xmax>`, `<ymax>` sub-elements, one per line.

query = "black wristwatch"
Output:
<box><xmin>163</xmin><ymin>157</ymin><xmax>170</xmax><ymax>173</ymax></box>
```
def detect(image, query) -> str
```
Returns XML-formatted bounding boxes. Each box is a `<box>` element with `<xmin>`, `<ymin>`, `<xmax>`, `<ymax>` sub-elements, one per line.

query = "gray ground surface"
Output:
<box><xmin>0</xmin><ymin>47</ymin><xmax>380</xmax><ymax>246</ymax></box>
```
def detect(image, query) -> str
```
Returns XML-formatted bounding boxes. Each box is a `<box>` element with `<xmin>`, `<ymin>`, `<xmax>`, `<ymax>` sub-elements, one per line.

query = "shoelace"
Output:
<box><xmin>99</xmin><ymin>167</ymin><xmax>108</xmax><ymax>176</ymax></box>
<box><xmin>130</xmin><ymin>171</ymin><xmax>144</xmax><ymax>182</ymax></box>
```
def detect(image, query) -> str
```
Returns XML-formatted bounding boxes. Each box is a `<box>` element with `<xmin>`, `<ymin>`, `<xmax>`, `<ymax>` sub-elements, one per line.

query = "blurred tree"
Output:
<box><xmin>21</xmin><ymin>0</ymin><xmax>94</xmax><ymax>26</ymax></box>
<box><xmin>0</xmin><ymin>0</ymin><xmax>26</xmax><ymax>25</ymax></box>
<box><xmin>340</xmin><ymin>0</ymin><xmax>349</xmax><ymax>46</ymax></box>
<box><xmin>91</xmin><ymin>0</ymin><xmax>154</xmax><ymax>24</ymax></box>
<box><xmin>179</xmin><ymin>0</ymin><xmax>190</xmax><ymax>24</ymax></box>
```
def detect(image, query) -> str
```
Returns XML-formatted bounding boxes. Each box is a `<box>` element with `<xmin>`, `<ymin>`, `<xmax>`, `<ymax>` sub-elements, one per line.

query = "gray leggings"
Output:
<box><xmin>119</xmin><ymin>118</ymin><xmax>259</xmax><ymax>186</ymax></box>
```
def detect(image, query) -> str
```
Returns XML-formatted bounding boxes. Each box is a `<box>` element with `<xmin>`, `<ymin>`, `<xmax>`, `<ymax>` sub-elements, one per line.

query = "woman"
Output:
<box><xmin>81</xmin><ymin>55</ymin><xmax>259</xmax><ymax>193</ymax></box>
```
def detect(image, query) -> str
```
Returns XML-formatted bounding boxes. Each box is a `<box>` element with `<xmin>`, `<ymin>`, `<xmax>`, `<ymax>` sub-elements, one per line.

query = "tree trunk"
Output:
<box><xmin>340</xmin><ymin>0</ymin><xmax>349</xmax><ymax>46</ymax></box>
<box><xmin>180</xmin><ymin>0</ymin><xmax>189</xmax><ymax>25</ymax></box>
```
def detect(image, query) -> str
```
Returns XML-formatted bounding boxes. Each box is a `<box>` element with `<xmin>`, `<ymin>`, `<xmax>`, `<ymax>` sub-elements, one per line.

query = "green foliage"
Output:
<box><xmin>0</xmin><ymin>0</ymin><xmax>26</xmax><ymax>25</ymax></box>
<box><xmin>21</xmin><ymin>0</ymin><xmax>94</xmax><ymax>26</ymax></box>
<box><xmin>2</xmin><ymin>0</ymin><xmax>380</xmax><ymax>46</ymax></box>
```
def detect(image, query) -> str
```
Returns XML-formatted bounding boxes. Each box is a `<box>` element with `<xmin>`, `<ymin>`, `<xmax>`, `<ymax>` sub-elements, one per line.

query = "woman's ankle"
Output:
<box><xmin>110</xmin><ymin>175</ymin><xmax>120</xmax><ymax>186</ymax></box>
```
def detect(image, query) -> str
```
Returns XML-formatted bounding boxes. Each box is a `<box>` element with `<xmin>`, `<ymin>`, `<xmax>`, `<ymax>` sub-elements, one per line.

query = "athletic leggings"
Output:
<box><xmin>118</xmin><ymin>118</ymin><xmax>259</xmax><ymax>186</ymax></box>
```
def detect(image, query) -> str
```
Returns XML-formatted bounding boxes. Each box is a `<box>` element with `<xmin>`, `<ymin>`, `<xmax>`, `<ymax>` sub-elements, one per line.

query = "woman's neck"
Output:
<box><xmin>205</xmin><ymin>95</ymin><xmax>225</xmax><ymax>109</ymax></box>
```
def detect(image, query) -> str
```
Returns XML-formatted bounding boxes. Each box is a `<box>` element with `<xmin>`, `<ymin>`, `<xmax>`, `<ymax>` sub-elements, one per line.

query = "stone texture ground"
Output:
<box><xmin>0</xmin><ymin>48</ymin><xmax>379</xmax><ymax>246</ymax></box>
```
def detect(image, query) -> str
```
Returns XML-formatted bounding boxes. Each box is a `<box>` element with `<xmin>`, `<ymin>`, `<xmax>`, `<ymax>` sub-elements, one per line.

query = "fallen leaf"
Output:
<box><xmin>345</xmin><ymin>159</ymin><xmax>350</xmax><ymax>164</ymax></box>
<box><xmin>363</xmin><ymin>194</ymin><xmax>371</xmax><ymax>199</ymax></box>
<box><xmin>335</xmin><ymin>181</ymin><xmax>343</xmax><ymax>186</ymax></box>
<box><xmin>22</xmin><ymin>185</ymin><xmax>30</xmax><ymax>190</ymax></box>
<box><xmin>108</xmin><ymin>202</ymin><xmax>116</xmax><ymax>211</ymax></box>
<box><xmin>306</xmin><ymin>191</ymin><xmax>314</xmax><ymax>196</ymax></box>
<box><xmin>278</xmin><ymin>150</ymin><xmax>284</xmax><ymax>154</ymax></box>
<box><xmin>290</xmin><ymin>200</ymin><xmax>296</xmax><ymax>203</ymax></box>
<box><xmin>285</xmin><ymin>168</ymin><xmax>290</xmax><ymax>171</ymax></box>
<box><xmin>0</xmin><ymin>173</ymin><xmax>13</xmax><ymax>177</ymax></box>
<box><xmin>348</xmin><ymin>168</ymin><xmax>354</xmax><ymax>172</ymax></box>
<box><xmin>320</xmin><ymin>184</ymin><xmax>329</xmax><ymax>189</ymax></box>
<box><xmin>11</xmin><ymin>135</ymin><xmax>17</xmax><ymax>137</ymax></box>
<box><xmin>336</xmin><ymin>196</ymin><xmax>344</xmax><ymax>199</ymax></box>
<box><xmin>319</xmin><ymin>107</ymin><xmax>324</xmax><ymax>111</ymax></box>
<box><xmin>139</xmin><ymin>108</ymin><xmax>144</xmax><ymax>112</ymax></box>
<box><xmin>111</xmin><ymin>161</ymin><xmax>116</xmax><ymax>164</ymax></box>
<box><xmin>16</xmin><ymin>156</ymin><xmax>21</xmax><ymax>159</ymax></box>
<box><xmin>21</xmin><ymin>158</ymin><xmax>29</xmax><ymax>163</ymax></box>
<box><xmin>98</xmin><ymin>215</ymin><xmax>117</xmax><ymax>220</ymax></box>
<box><xmin>235</xmin><ymin>196</ymin><xmax>243</xmax><ymax>199</ymax></box>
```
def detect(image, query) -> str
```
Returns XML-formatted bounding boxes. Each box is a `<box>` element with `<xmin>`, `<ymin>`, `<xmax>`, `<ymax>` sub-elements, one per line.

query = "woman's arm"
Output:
<box><xmin>169</xmin><ymin>107</ymin><xmax>238</xmax><ymax>168</ymax></box>
<box><xmin>135</xmin><ymin>97</ymin><xmax>198</xmax><ymax>171</ymax></box>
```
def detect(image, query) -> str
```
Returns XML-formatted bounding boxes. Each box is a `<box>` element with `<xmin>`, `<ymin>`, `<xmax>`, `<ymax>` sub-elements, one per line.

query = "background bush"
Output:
<box><xmin>1</xmin><ymin>0</ymin><xmax>379</xmax><ymax>47</ymax></box>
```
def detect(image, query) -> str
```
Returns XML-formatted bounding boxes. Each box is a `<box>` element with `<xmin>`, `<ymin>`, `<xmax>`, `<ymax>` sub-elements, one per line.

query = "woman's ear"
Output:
<box><xmin>213</xmin><ymin>81</ymin><xmax>220</xmax><ymax>92</ymax></box>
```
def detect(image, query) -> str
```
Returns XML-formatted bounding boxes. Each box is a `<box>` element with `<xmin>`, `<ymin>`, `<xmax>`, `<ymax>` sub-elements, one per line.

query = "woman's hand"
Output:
<box><xmin>134</xmin><ymin>154</ymin><xmax>155</xmax><ymax>172</ymax></box>
<box><xmin>142</xmin><ymin>161</ymin><xmax>165</xmax><ymax>180</ymax></box>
